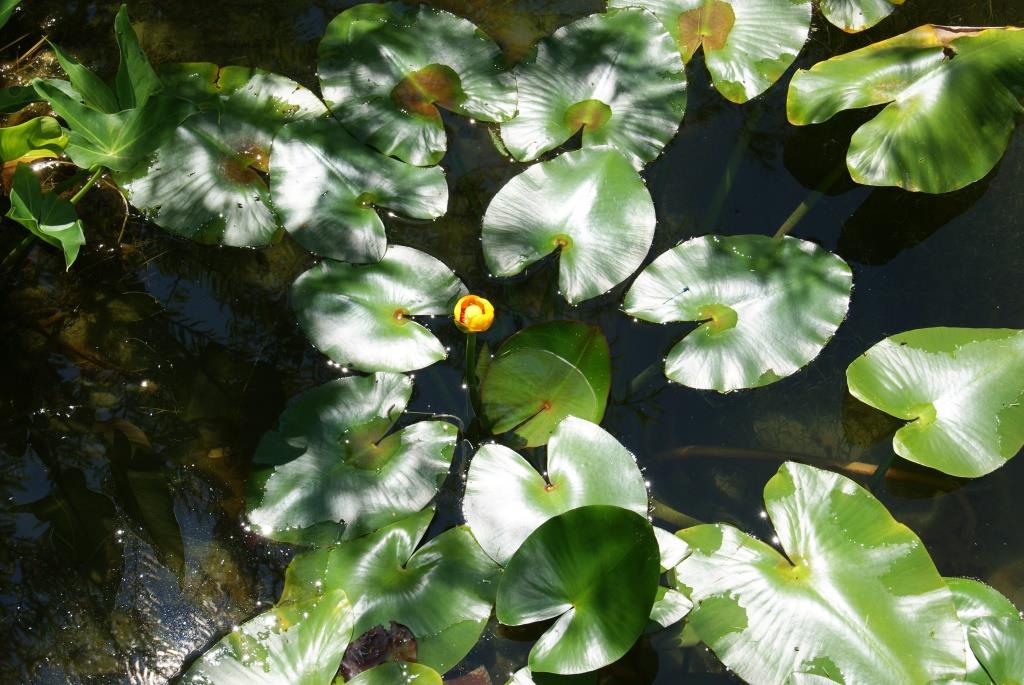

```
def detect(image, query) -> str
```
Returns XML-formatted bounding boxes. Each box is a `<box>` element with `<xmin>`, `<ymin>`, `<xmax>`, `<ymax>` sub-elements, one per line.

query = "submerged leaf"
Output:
<box><xmin>610</xmin><ymin>0</ymin><xmax>811</xmax><ymax>103</ymax></box>
<box><xmin>247</xmin><ymin>373</ymin><xmax>456</xmax><ymax>545</ymax></box>
<box><xmin>623</xmin><ymin>235</ymin><xmax>852</xmax><ymax>392</ymax></box>
<box><xmin>819</xmin><ymin>0</ymin><xmax>904</xmax><ymax>32</ymax></box>
<box><xmin>6</xmin><ymin>164</ymin><xmax>86</xmax><ymax>270</ymax></box>
<box><xmin>290</xmin><ymin>246</ymin><xmax>466</xmax><ymax>373</ymax></box>
<box><xmin>500</xmin><ymin>8</ymin><xmax>685</xmax><ymax>167</ymax></box>
<box><xmin>674</xmin><ymin>462</ymin><xmax>967</xmax><ymax>684</ymax></box>
<box><xmin>479</xmin><ymin>322</ymin><xmax>611</xmax><ymax>447</ymax></box>
<box><xmin>283</xmin><ymin>509</ymin><xmax>500</xmax><ymax>673</ymax></box>
<box><xmin>318</xmin><ymin>2</ymin><xmax>517</xmax><ymax>166</ymax></box>
<box><xmin>788</xmin><ymin>26</ymin><xmax>1024</xmax><ymax>193</ymax></box>
<box><xmin>497</xmin><ymin>505</ymin><xmax>660</xmax><ymax>674</ymax></box>
<box><xmin>846</xmin><ymin>328</ymin><xmax>1024</xmax><ymax>478</ymax></box>
<box><xmin>482</xmin><ymin>147</ymin><xmax>656</xmax><ymax>304</ymax></box>
<box><xmin>464</xmin><ymin>416</ymin><xmax>647</xmax><ymax>564</ymax></box>
<box><xmin>270</xmin><ymin>117</ymin><xmax>449</xmax><ymax>262</ymax></box>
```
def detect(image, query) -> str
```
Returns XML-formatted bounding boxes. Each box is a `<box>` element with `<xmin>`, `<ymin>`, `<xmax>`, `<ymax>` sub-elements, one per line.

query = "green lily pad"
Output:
<box><xmin>649</xmin><ymin>586</ymin><xmax>693</xmax><ymax>629</ymax></box>
<box><xmin>820</xmin><ymin>0</ymin><xmax>904</xmax><ymax>32</ymax></box>
<box><xmin>464</xmin><ymin>416</ymin><xmax>647</xmax><ymax>564</ymax></box>
<box><xmin>0</xmin><ymin>116</ymin><xmax>66</xmax><ymax>163</ymax></box>
<box><xmin>180</xmin><ymin>590</ymin><xmax>354</xmax><ymax>685</ymax></box>
<box><xmin>343</xmin><ymin>662</ymin><xmax>442</xmax><ymax>685</ymax></box>
<box><xmin>117</xmin><ymin>65</ymin><xmax>326</xmax><ymax>247</ymax></box>
<box><xmin>479</xmin><ymin>322</ymin><xmax>611</xmax><ymax>447</ymax></box>
<box><xmin>846</xmin><ymin>328</ymin><xmax>1024</xmax><ymax>478</ymax></box>
<box><xmin>270</xmin><ymin>117</ymin><xmax>449</xmax><ymax>262</ymax></box>
<box><xmin>499</xmin><ymin>8</ymin><xmax>685</xmax><ymax>167</ymax></box>
<box><xmin>6</xmin><ymin>164</ymin><xmax>86</xmax><ymax>271</ymax></box>
<box><xmin>674</xmin><ymin>461</ymin><xmax>967</xmax><ymax>684</ymax></box>
<box><xmin>282</xmin><ymin>508</ymin><xmax>501</xmax><ymax>674</ymax></box>
<box><xmin>497</xmin><ymin>505</ymin><xmax>660</xmax><ymax>675</ymax></box>
<box><xmin>482</xmin><ymin>147</ymin><xmax>656</xmax><ymax>304</ymax></box>
<box><xmin>788</xmin><ymin>26</ymin><xmax>1024</xmax><ymax>193</ymax></box>
<box><xmin>317</xmin><ymin>2</ymin><xmax>517</xmax><ymax>166</ymax></box>
<box><xmin>608</xmin><ymin>0</ymin><xmax>811</xmax><ymax>103</ymax></box>
<box><xmin>247</xmin><ymin>372</ymin><xmax>456</xmax><ymax>545</ymax></box>
<box><xmin>623</xmin><ymin>235</ymin><xmax>853</xmax><ymax>392</ymax></box>
<box><xmin>291</xmin><ymin>245</ymin><xmax>466</xmax><ymax>373</ymax></box>
<box><xmin>507</xmin><ymin>668</ymin><xmax>597</xmax><ymax>685</ymax></box>
<box><xmin>948</xmin><ymin>578</ymin><xmax>1023</xmax><ymax>684</ymax></box>
<box><xmin>969</xmin><ymin>618</ymin><xmax>1024</xmax><ymax>685</ymax></box>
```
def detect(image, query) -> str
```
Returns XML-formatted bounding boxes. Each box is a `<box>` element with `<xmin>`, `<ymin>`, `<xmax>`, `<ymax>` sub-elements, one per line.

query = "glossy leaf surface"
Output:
<box><xmin>674</xmin><ymin>462</ymin><xmax>967</xmax><ymax>684</ymax></box>
<box><xmin>0</xmin><ymin>116</ymin><xmax>66</xmax><ymax>163</ymax></box>
<box><xmin>343</xmin><ymin>662</ymin><xmax>442</xmax><ymax>685</ymax></box>
<box><xmin>0</xmin><ymin>0</ymin><xmax>21</xmax><ymax>29</ymax></box>
<box><xmin>609</xmin><ymin>0</ymin><xmax>811</xmax><ymax>103</ymax></box>
<box><xmin>463</xmin><ymin>416</ymin><xmax>647</xmax><ymax>564</ymax></box>
<box><xmin>291</xmin><ymin>246</ymin><xmax>466</xmax><ymax>373</ymax></box>
<box><xmin>119</xmin><ymin>65</ymin><xmax>325</xmax><ymax>247</ymax></box>
<box><xmin>948</xmin><ymin>578</ymin><xmax>1022</xmax><ymax>684</ymax></box>
<box><xmin>482</xmin><ymin>147</ymin><xmax>656</xmax><ymax>304</ymax></box>
<box><xmin>318</xmin><ymin>2</ymin><xmax>517</xmax><ymax>166</ymax></box>
<box><xmin>6</xmin><ymin>164</ymin><xmax>85</xmax><ymax>270</ymax></box>
<box><xmin>180</xmin><ymin>590</ymin><xmax>354</xmax><ymax>685</ymax></box>
<box><xmin>283</xmin><ymin>509</ymin><xmax>500</xmax><ymax>674</ymax></box>
<box><xmin>479</xmin><ymin>322</ymin><xmax>611</xmax><ymax>447</ymax></box>
<box><xmin>846</xmin><ymin>328</ymin><xmax>1024</xmax><ymax>478</ymax></box>
<box><xmin>497</xmin><ymin>505</ymin><xmax>660</xmax><ymax>674</ymax></box>
<box><xmin>623</xmin><ymin>235</ymin><xmax>852</xmax><ymax>392</ymax></box>
<box><xmin>820</xmin><ymin>0</ymin><xmax>904</xmax><ymax>32</ymax></box>
<box><xmin>270</xmin><ymin>117</ymin><xmax>449</xmax><ymax>262</ymax></box>
<box><xmin>248</xmin><ymin>373</ymin><xmax>456</xmax><ymax>545</ymax></box>
<box><xmin>500</xmin><ymin>8</ymin><xmax>685</xmax><ymax>167</ymax></box>
<box><xmin>788</xmin><ymin>26</ymin><xmax>1024</xmax><ymax>193</ymax></box>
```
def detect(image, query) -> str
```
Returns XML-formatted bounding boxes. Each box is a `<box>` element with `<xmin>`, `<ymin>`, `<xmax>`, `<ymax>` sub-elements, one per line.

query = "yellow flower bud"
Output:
<box><xmin>453</xmin><ymin>294</ymin><xmax>494</xmax><ymax>333</ymax></box>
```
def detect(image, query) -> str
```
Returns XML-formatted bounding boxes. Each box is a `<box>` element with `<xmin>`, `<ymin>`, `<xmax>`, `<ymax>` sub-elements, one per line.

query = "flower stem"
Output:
<box><xmin>773</xmin><ymin>164</ymin><xmax>845</xmax><ymax>240</ymax></box>
<box><xmin>465</xmin><ymin>332</ymin><xmax>480</xmax><ymax>415</ymax></box>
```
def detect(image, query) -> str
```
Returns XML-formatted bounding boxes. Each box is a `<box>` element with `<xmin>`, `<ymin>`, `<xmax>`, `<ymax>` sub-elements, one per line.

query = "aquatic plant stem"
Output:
<box><xmin>772</xmin><ymin>164</ymin><xmax>845</xmax><ymax>240</ymax></box>
<box><xmin>702</xmin><ymin>109</ymin><xmax>761</xmax><ymax>233</ymax></box>
<box><xmin>465</xmin><ymin>332</ymin><xmax>481</xmax><ymax>416</ymax></box>
<box><xmin>0</xmin><ymin>234</ymin><xmax>36</xmax><ymax>273</ymax></box>
<box><xmin>651</xmin><ymin>497</ymin><xmax>702</xmax><ymax>530</ymax></box>
<box><xmin>70</xmin><ymin>167</ymin><xmax>104</xmax><ymax>206</ymax></box>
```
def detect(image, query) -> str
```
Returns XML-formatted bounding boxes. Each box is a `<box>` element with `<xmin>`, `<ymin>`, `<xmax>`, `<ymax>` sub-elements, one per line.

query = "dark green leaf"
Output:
<box><xmin>112</xmin><ymin>4</ymin><xmax>161</xmax><ymax>109</ymax></box>
<box><xmin>6</xmin><ymin>164</ymin><xmax>86</xmax><ymax>270</ymax></box>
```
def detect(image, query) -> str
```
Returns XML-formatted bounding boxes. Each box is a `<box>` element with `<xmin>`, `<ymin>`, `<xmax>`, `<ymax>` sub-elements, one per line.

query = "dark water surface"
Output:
<box><xmin>1</xmin><ymin>1</ymin><xmax>1023</xmax><ymax>683</ymax></box>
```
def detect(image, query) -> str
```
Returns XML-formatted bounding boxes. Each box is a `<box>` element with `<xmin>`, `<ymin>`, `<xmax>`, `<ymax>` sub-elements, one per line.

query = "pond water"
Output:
<box><xmin>1</xmin><ymin>0</ymin><xmax>1023</xmax><ymax>683</ymax></box>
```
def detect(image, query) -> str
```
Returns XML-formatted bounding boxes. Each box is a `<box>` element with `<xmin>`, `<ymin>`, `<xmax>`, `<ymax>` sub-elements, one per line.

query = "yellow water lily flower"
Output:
<box><xmin>453</xmin><ymin>295</ymin><xmax>494</xmax><ymax>333</ymax></box>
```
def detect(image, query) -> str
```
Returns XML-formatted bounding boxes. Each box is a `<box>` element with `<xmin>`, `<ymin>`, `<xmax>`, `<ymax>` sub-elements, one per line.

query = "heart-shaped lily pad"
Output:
<box><xmin>180</xmin><ymin>590</ymin><xmax>353</xmax><ymax>685</ymax></box>
<box><xmin>464</xmin><ymin>416</ymin><xmax>647</xmax><ymax>564</ymax></box>
<box><xmin>499</xmin><ymin>8</ymin><xmax>685</xmax><ymax>168</ymax></box>
<box><xmin>820</xmin><ymin>0</ymin><xmax>904</xmax><ymax>32</ymax></box>
<box><xmin>479</xmin><ymin>322</ymin><xmax>611</xmax><ymax>447</ymax></box>
<box><xmin>608</xmin><ymin>0</ymin><xmax>811</xmax><ymax>103</ymax></box>
<box><xmin>846</xmin><ymin>328</ymin><xmax>1024</xmax><ymax>478</ymax></box>
<box><xmin>788</xmin><ymin>26</ymin><xmax>1024</xmax><ymax>193</ymax></box>
<box><xmin>283</xmin><ymin>508</ymin><xmax>500</xmax><ymax>674</ymax></box>
<box><xmin>623</xmin><ymin>234</ymin><xmax>853</xmax><ymax>392</ymax></box>
<box><xmin>482</xmin><ymin>147</ymin><xmax>656</xmax><ymax>304</ymax></box>
<box><xmin>497</xmin><ymin>505</ymin><xmax>660</xmax><ymax>675</ymax></box>
<box><xmin>270</xmin><ymin>117</ymin><xmax>449</xmax><ymax>262</ymax></box>
<box><xmin>291</xmin><ymin>245</ymin><xmax>467</xmax><ymax>373</ymax></box>
<box><xmin>247</xmin><ymin>372</ymin><xmax>456</xmax><ymax>545</ymax></box>
<box><xmin>6</xmin><ymin>164</ymin><xmax>85</xmax><ymax>271</ymax></box>
<box><xmin>344</xmin><ymin>662</ymin><xmax>442</xmax><ymax>685</ymax></box>
<box><xmin>674</xmin><ymin>461</ymin><xmax>967</xmax><ymax>684</ymax></box>
<box><xmin>317</xmin><ymin>2</ymin><xmax>517</xmax><ymax>166</ymax></box>
<box><xmin>117</xmin><ymin>64</ymin><xmax>326</xmax><ymax>247</ymax></box>
<box><xmin>948</xmin><ymin>577</ymin><xmax>1023</xmax><ymax>684</ymax></box>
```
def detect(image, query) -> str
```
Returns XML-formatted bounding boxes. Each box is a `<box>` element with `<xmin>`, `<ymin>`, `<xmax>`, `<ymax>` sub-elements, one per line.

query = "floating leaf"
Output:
<box><xmin>788</xmin><ymin>26</ymin><xmax>1024</xmax><ymax>193</ymax></box>
<box><xmin>623</xmin><ymin>235</ymin><xmax>852</xmax><ymax>392</ymax></box>
<box><xmin>846</xmin><ymin>328</ymin><xmax>1024</xmax><ymax>478</ymax></box>
<box><xmin>291</xmin><ymin>246</ymin><xmax>466</xmax><ymax>373</ymax></box>
<box><xmin>497</xmin><ymin>505</ymin><xmax>660</xmax><ymax>675</ymax></box>
<box><xmin>820</xmin><ymin>0</ymin><xmax>904</xmax><ymax>32</ymax></box>
<box><xmin>343</xmin><ymin>662</ymin><xmax>442</xmax><ymax>685</ymax></box>
<box><xmin>500</xmin><ymin>8</ymin><xmax>685</xmax><ymax>167</ymax></box>
<box><xmin>482</xmin><ymin>147</ymin><xmax>656</xmax><ymax>304</ymax></box>
<box><xmin>948</xmin><ymin>578</ymin><xmax>1023</xmax><ymax>684</ymax></box>
<box><xmin>674</xmin><ymin>461</ymin><xmax>967</xmax><ymax>684</ymax></box>
<box><xmin>609</xmin><ymin>0</ymin><xmax>811</xmax><ymax>103</ymax></box>
<box><xmin>479</xmin><ymin>322</ymin><xmax>611</xmax><ymax>447</ymax></box>
<box><xmin>283</xmin><ymin>508</ymin><xmax>500</xmax><ymax>674</ymax></box>
<box><xmin>0</xmin><ymin>116</ymin><xmax>67</xmax><ymax>164</ymax></box>
<box><xmin>968</xmin><ymin>618</ymin><xmax>1024</xmax><ymax>685</ymax></box>
<box><xmin>6</xmin><ymin>164</ymin><xmax>86</xmax><ymax>270</ymax></box>
<box><xmin>180</xmin><ymin>590</ymin><xmax>354</xmax><ymax>685</ymax></box>
<box><xmin>649</xmin><ymin>586</ymin><xmax>692</xmax><ymax>629</ymax></box>
<box><xmin>317</xmin><ymin>2</ymin><xmax>517</xmax><ymax>166</ymax></box>
<box><xmin>270</xmin><ymin>117</ymin><xmax>449</xmax><ymax>262</ymax></box>
<box><xmin>248</xmin><ymin>373</ymin><xmax>456</xmax><ymax>545</ymax></box>
<box><xmin>464</xmin><ymin>416</ymin><xmax>647</xmax><ymax>564</ymax></box>
<box><xmin>507</xmin><ymin>669</ymin><xmax>597</xmax><ymax>685</ymax></box>
<box><xmin>117</xmin><ymin>65</ymin><xmax>325</xmax><ymax>247</ymax></box>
